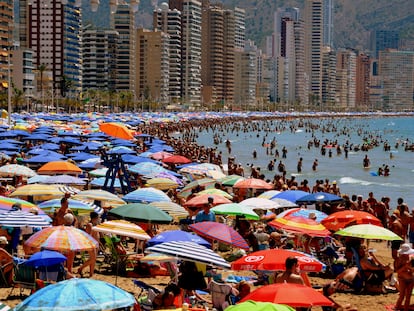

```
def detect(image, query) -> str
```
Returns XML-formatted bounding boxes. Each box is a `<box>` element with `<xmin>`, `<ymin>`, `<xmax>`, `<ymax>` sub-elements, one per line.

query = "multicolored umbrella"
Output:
<box><xmin>149</xmin><ymin>151</ymin><xmax>173</xmax><ymax>160</ymax></box>
<box><xmin>24</xmin><ymin>225</ymin><xmax>99</xmax><ymax>252</ymax></box>
<box><xmin>218</xmin><ymin>174</ymin><xmax>246</xmax><ymax>187</ymax></box>
<box><xmin>233</xmin><ymin>178</ymin><xmax>273</xmax><ymax>190</ymax></box>
<box><xmin>99</xmin><ymin>122</ymin><xmax>134</xmax><ymax>140</ymax></box>
<box><xmin>72</xmin><ymin>189</ymin><xmax>126</xmax><ymax>206</ymax></box>
<box><xmin>277</xmin><ymin>208</ymin><xmax>328</xmax><ymax>223</ymax></box>
<box><xmin>0</xmin><ymin>196</ymin><xmax>39</xmax><ymax>212</ymax></box>
<box><xmin>145</xmin><ymin>241</ymin><xmax>230</xmax><ymax>269</ymax></box>
<box><xmin>0</xmin><ymin>164</ymin><xmax>37</xmax><ymax>177</ymax></box>
<box><xmin>334</xmin><ymin>224</ymin><xmax>403</xmax><ymax>241</ymax></box>
<box><xmin>189</xmin><ymin>221</ymin><xmax>249</xmax><ymax>250</ymax></box>
<box><xmin>42</xmin><ymin>175</ymin><xmax>86</xmax><ymax>185</ymax></box>
<box><xmin>147</xmin><ymin>230</ymin><xmax>211</xmax><ymax>248</ymax></box>
<box><xmin>145</xmin><ymin>178</ymin><xmax>180</xmax><ymax>190</ymax></box>
<box><xmin>321</xmin><ymin>210</ymin><xmax>382</xmax><ymax>231</ymax></box>
<box><xmin>269</xmin><ymin>215</ymin><xmax>330</xmax><ymax>237</ymax></box>
<box><xmin>177</xmin><ymin>178</ymin><xmax>216</xmax><ymax>199</ymax></box>
<box><xmin>183</xmin><ymin>193</ymin><xmax>232</xmax><ymax>208</ymax></box>
<box><xmin>149</xmin><ymin>201</ymin><xmax>189</xmax><ymax>220</ymax></box>
<box><xmin>37</xmin><ymin>161</ymin><xmax>82</xmax><ymax>175</ymax></box>
<box><xmin>108</xmin><ymin>203</ymin><xmax>173</xmax><ymax>224</ymax></box>
<box><xmin>226</xmin><ymin>301</ymin><xmax>294</xmax><ymax>311</ymax></box>
<box><xmin>211</xmin><ymin>203</ymin><xmax>260</xmax><ymax>220</ymax></box>
<box><xmin>0</xmin><ymin>210</ymin><xmax>51</xmax><ymax>227</ymax></box>
<box><xmin>37</xmin><ymin>198</ymin><xmax>102</xmax><ymax>215</ymax></box>
<box><xmin>196</xmin><ymin>188</ymin><xmax>233</xmax><ymax>199</ymax></box>
<box><xmin>13</xmin><ymin>278</ymin><xmax>135</xmax><ymax>311</ymax></box>
<box><xmin>123</xmin><ymin>187</ymin><xmax>172</xmax><ymax>203</ymax></box>
<box><xmin>92</xmin><ymin>219</ymin><xmax>150</xmax><ymax>240</ymax></box>
<box><xmin>240</xmin><ymin>283</ymin><xmax>334</xmax><ymax>308</ymax></box>
<box><xmin>231</xmin><ymin>249</ymin><xmax>325</xmax><ymax>272</ymax></box>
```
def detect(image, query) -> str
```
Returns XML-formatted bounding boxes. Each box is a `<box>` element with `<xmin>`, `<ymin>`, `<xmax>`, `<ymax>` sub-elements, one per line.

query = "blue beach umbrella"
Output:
<box><xmin>121</xmin><ymin>154</ymin><xmax>159</xmax><ymax>165</ymax></box>
<box><xmin>295</xmin><ymin>192</ymin><xmax>344</xmax><ymax>205</ymax></box>
<box><xmin>13</xmin><ymin>278</ymin><xmax>135</xmax><ymax>311</ymax></box>
<box><xmin>39</xmin><ymin>143</ymin><xmax>61</xmax><ymax>151</ymax></box>
<box><xmin>66</xmin><ymin>152</ymin><xmax>99</xmax><ymax>162</ymax></box>
<box><xmin>38</xmin><ymin>198</ymin><xmax>101</xmax><ymax>214</ymax></box>
<box><xmin>0</xmin><ymin>142</ymin><xmax>21</xmax><ymax>151</ymax></box>
<box><xmin>107</xmin><ymin>146</ymin><xmax>136</xmax><ymax>155</ymax></box>
<box><xmin>25</xmin><ymin>249</ymin><xmax>67</xmax><ymax>268</ymax></box>
<box><xmin>90</xmin><ymin>177</ymin><xmax>124</xmax><ymax>188</ymax></box>
<box><xmin>23</xmin><ymin>154</ymin><xmax>66</xmax><ymax>164</ymax></box>
<box><xmin>147</xmin><ymin>230</ymin><xmax>211</xmax><ymax>248</ymax></box>
<box><xmin>273</xmin><ymin>190</ymin><xmax>310</xmax><ymax>203</ymax></box>
<box><xmin>128</xmin><ymin>162</ymin><xmax>165</xmax><ymax>175</ymax></box>
<box><xmin>123</xmin><ymin>187</ymin><xmax>172</xmax><ymax>203</ymax></box>
<box><xmin>71</xmin><ymin>141</ymin><xmax>103</xmax><ymax>151</ymax></box>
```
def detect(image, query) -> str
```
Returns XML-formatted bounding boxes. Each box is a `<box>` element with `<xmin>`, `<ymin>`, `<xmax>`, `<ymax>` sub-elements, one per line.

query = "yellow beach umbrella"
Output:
<box><xmin>195</xmin><ymin>188</ymin><xmax>233</xmax><ymax>199</ymax></box>
<box><xmin>72</xmin><ymin>189</ymin><xmax>125</xmax><ymax>206</ymax></box>
<box><xmin>9</xmin><ymin>184</ymin><xmax>65</xmax><ymax>198</ymax></box>
<box><xmin>145</xmin><ymin>178</ymin><xmax>179</xmax><ymax>190</ymax></box>
<box><xmin>92</xmin><ymin>220</ymin><xmax>150</xmax><ymax>240</ymax></box>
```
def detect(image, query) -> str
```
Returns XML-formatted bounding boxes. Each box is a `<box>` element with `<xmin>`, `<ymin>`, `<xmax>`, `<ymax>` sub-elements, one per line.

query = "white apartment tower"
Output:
<box><xmin>336</xmin><ymin>48</ymin><xmax>356</xmax><ymax>110</ymax></box>
<box><xmin>323</xmin><ymin>0</ymin><xmax>334</xmax><ymax>48</ymax></box>
<box><xmin>234</xmin><ymin>7</ymin><xmax>246</xmax><ymax>50</ymax></box>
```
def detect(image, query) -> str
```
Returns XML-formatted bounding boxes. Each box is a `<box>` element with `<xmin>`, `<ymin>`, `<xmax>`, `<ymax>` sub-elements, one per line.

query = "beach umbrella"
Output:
<box><xmin>231</xmin><ymin>249</ymin><xmax>325</xmax><ymax>272</ymax></box>
<box><xmin>57</xmin><ymin>185</ymin><xmax>81</xmax><ymax>195</ymax></box>
<box><xmin>90</xmin><ymin>177</ymin><xmax>125</xmax><ymax>188</ymax></box>
<box><xmin>0</xmin><ymin>164</ymin><xmax>37</xmax><ymax>177</ymax></box>
<box><xmin>233</xmin><ymin>178</ymin><xmax>273</xmax><ymax>190</ymax></box>
<box><xmin>109</xmin><ymin>203</ymin><xmax>173</xmax><ymax>224</ymax></box>
<box><xmin>99</xmin><ymin>122</ymin><xmax>134</xmax><ymax>140</ymax></box>
<box><xmin>13</xmin><ymin>278</ymin><xmax>135</xmax><ymax>311</ymax></box>
<box><xmin>37</xmin><ymin>161</ymin><xmax>82</xmax><ymax>175</ymax></box>
<box><xmin>162</xmin><ymin>154</ymin><xmax>192</xmax><ymax>165</ymax></box>
<box><xmin>258</xmin><ymin>190</ymin><xmax>282</xmax><ymax>200</ymax></box>
<box><xmin>0</xmin><ymin>210</ymin><xmax>51</xmax><ymax>227</ymax></box>
<box><xmin>128</xmin><ymin>162</ymin><xmax>166</xmax><ymax>176</ymax></box>
<box><xmin>147</xmin><ymin>230</ymin><xmax>211</xmax><ymax>248</ymax></box>
<box><xmin>122</xmin><ymin>154</ymin><xmax>159</xmax><ymax>165</ymax></box>
<box><xmin>226</xmin><ymin>301</ymin><xmax>294</xmax><ymax>311</ymax></box>
<box><xmin>88</xmin><ymin>167</ymin><xmax>108</xmax><ymax>177</ymax></box>
<box><xmin>67</xmin><ymin>153</ymin><xmax>99</xmax><ymax>162</ymax></box>
<box><xmin>149</xmin><ymin>201</ymin><xmax>189</xmax><ymax>220</ymax></box>
<box><xmin>277</xmin><ymin>208</ymin><xmax>328</xmax><ymax>223</ymax></box>
<box><xmin>25</xmin><ymin>249</ymin><xmax>67</xmax><ymax>268</ymax></box>
<box><xmin>107</xmin><ymin>146</ymin><xmax>136</xmax><ymax>155</ymax></box>
<box><xmin>0</xmin><ymin>196</ymin><xmax>39</xmax><ymax>212</ymax></box>
<box><xmin>295</xmin><ymin>192</ymin><xmax>344</xmax><ymax>205</ymax></box>
<box><xmin>272</xmin><ymin>190</ymin><xmax>309</xmax><ymax>203</ymax></box>
<box><xmin>177</xmin><ymin>178</ymin><xmax>216</xmax><ymax>199</ymax></box>
<box><xmin>183</xmin><ymin>193</ymin><xmax>232</xmax><ymax>208</ymax></box>
<box><xmin>145</xmin><ymin>177</ymin><xmax>180</xmax><ymax>190</ymax></box>
<box><xmin>145</xmin><ymin>241</ymin><xmax>230</xmax><ymax>269</ymax></box>
<box><xmin>219</xmin><ymin>175</ymin><xmax>246</xmax><ymax>187</ymax></box>
<box><xmin>27</xmin><ymin>175</ymin><xmax>49</xmax><ymax>184</ymax></box>
<box><xmin>92</xmin><ymin>220</ymin><xmax>150</xmax><ymax>240</ymax></box>
<box><xmin>24</xmin><ymin>225</ymin><xmax>99</xmax><ymax>252</ymax></box>
<box><xmin>321</xmin><ymin>210</ymin><xmax>382</xmax><ymax>231</ymax></box>
<box><xmin>42</xmin><ymin>175</ymin><xmax>86</xmax><ymax>185</ymax></box>
<box><xmin>0</xmin><ymin>302</ymin><xmax>10</xmax><ymax>311</ymax></box>
<box><xmin>123</xmin><ymin>187</ymin><xmax>172</xmax><ymax>203</ymax></box>
<box><xmin>205</xmin><ymin>169</ymin><xmax>226</xmax><ymax>180</ymax></box>
<box><xmin>240</xmin><ymin>198</ymin><xmax>285</xmax><ymax>210</ymax></box>
<box><xmin>240</xmin><ymin>283</ymin><xmax>334</xmax><ymax>308</ymax></box>
<box><xmin>37</xmin><ymin>198</ymin><xmax>101</xmax><ymax>215</ymax></box>
<box><xmin>334</xmin><ymin>224</ymin><xmax>403</xmax><ymax>241</ymax></box>
<box><xmin>269</xmin><ymin>215</ymin><xmax>330</xmax><ymax>237</ymax></box>
<box><xmin>149</xmin><ymin>151</ymin><xmax>173</xmax><ymax>160</ymax></box>
<box><xmin>211</xmin><ymin>203</ymin><xmax>260</xmax><ymax>220</ymax></box>
<box><xmin>9</xmin><ymin>184</ymin><xmax>66</xmax><ymax>198</ymax></box>
<box><xmin>72</xmin><ymin>189</ymin><xmax>126</xmax><ymax>206</ymax></box>
<box><xmin>196</xmin><ymin>188</ymin><xmax>233</xmax><ymax>199</ymax></box>
<box><xmin>189</xmin><ymin>221</ymin><xmax>249</xmax><ymax>250</ymax></box>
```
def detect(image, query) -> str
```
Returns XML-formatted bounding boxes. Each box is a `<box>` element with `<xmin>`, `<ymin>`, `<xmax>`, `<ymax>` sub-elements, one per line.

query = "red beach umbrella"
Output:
<box><xmin>321</xmin><ymin>210</ymin><xmax>382</xmax><ymax>231</ymax></box>
<box><xmin>183</xmin><ymin>194</ymin><xmax>232</xmax><ymax>208</ymax></box>
<box><xmin>162</xmin><ymin>155</ymin><xmax>192</xmax><ymax>165</ymax></box>
<box><xmin>233</xmin><ymin>178</ymin><xmax>273</xmax><ymax>190</ymax></box>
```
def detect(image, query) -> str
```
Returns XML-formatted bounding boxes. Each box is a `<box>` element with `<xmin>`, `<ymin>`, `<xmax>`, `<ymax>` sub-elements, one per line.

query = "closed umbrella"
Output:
<box><xmin>13</xmin><ymin>278</ymin><xmax>135</xmax><ymax>311</ymax></box>
<box><xmin>189</xmin><ymin>221</ymin><xmax>249</xmax><ymax>250</ymax></box>
<box><xmin>109</xmin><ymin>203</ymin><xmax>173</xmax><ymax>224</ymax></box>
<box><xmin>0</xmin><ymin>210</ymin><xmax>51</xmax><ymax>227</ymax></box>
<box><xmin>123</xmin><ymin>187</ymin><xmax>172</xmax><ymax>203</ymax></box>
<box><xmin>145</xmin><ymin>241</ymin><xmax>230</xmax><ymax>269</ymax></box>
<box><xmin>0</xmin><ymin>164</ymin><xmax>37</xmax><ymax>178</ymax></box>
<box><xmin>92</xmin><ymin>220</ymin><xmax>151</xmax><ymax>240</ymax></box>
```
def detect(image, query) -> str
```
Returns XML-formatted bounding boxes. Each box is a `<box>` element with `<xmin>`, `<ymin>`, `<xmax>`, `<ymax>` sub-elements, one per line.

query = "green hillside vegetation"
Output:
<box><xmin>82</xmin><ymin>0</ymin><xmax>414</xmax><ymax>51</ymax></box>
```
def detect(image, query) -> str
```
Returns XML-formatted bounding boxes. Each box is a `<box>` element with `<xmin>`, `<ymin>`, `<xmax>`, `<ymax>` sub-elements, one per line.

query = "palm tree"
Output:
<box><xmin>37</xmin><ymin>64</ymin><xmax>48</xmax><ymax>111</ymax></box>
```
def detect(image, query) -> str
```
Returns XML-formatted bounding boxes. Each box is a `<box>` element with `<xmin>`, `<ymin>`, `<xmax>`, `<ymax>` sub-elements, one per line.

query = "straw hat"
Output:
<box><xmin>398</xmin><ymin>243</ymin><xmax>414</xmax><ymax>255</ymax></box>
<box><xmin>0</xmin><ymin>236</ymin><xmax>8</xmax><ymax>245</ymax></box>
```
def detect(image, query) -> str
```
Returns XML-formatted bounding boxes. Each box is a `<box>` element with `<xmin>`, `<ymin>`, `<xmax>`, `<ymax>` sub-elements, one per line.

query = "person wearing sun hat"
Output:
<box><xmin>394</xmin><ymin>243</ymin><xmax>414</xmax><ymax>311</ymax></box>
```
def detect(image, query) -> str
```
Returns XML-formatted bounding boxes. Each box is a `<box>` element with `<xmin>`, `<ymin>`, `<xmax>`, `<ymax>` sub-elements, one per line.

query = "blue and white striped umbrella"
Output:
<box><xmin>0</xmin><ymin>210</ymin><xmax>51</xmax><ymax>227</ymax></box>
<box><xmin>37</xmin><ymin>199</ymin><xmax>102</xmax><ymax>215</ymax></box>
<box><xmin>145</xmin><ymin>241</ymin><xmax>230</xmax><ymax>269</ymax></box>
<box><xmin>123</xmin><ymin>187</ymin><xmax>172</xmax><ymax>203</ymax></box>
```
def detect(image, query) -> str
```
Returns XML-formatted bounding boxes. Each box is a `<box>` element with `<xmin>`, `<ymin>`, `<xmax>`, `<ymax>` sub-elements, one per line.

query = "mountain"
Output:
<box><xmin>82</xmin><ymin>0</ymin><xmax>414</xmax><ymax>51</ymax></box>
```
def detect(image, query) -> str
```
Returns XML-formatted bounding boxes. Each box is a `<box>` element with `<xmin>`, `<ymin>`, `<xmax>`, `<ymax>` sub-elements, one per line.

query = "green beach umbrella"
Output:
<box><xmin>335</xmin><ymin>224</ymin><xmax>403</xmax><ymax>241</ymax></box>
<box><xmin>108</xmin><ymin>203</ymin><xmax>173</xmax><ymax>224</ymax></box>
<box><xmin>218</xmin><ymin>174</ymin><xmax>245</xmax><ymax>187</ymax></box>
<box><xmin>211</xmin><ymin>203</ymin><xmax>260</xmax><ymax>220</ymax></box>
<box><xmin>226</xmin><ymin>301</ymin><xmax>294</xmax><ymax>311</ymax></box>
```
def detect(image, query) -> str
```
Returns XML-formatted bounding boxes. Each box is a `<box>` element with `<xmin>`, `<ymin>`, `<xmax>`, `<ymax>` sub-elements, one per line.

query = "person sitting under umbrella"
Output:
<box><xmin>0</xmin><ymin>236</ymin><xmax>13</xmax><ymax>285</ymax></box>
<box><xmin>195</xmin><ymin>197</ymin><xmax>216</xmax><ymax>223</ymax></box>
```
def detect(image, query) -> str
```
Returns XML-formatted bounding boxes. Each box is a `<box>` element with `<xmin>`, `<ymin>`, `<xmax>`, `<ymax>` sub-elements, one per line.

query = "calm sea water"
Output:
<box><xmin>193</xmin><ymin>116</ymin><xmax>414</xmax><ymax>208</ymax></box>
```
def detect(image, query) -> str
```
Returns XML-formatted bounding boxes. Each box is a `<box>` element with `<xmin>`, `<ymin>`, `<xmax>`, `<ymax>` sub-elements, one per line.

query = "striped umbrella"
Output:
<box><xmin>9</xmin><ymin>184</ymin><xmax>66</xmax><ymax>198</ymax></box>
<box><xmin>177</xmin><ymin>178</ymin><xmax>216</xmax><ymax>199</ymax></box>
<box><xmin>0</xmin><ymin>302</ymin><xmax>10</xmax><ymax>311</ymax></box>
<box><xmin>0</xmin><ymin>210</ymin><xmax>51</xmax><ymax>227</ymax></box>
<box><xmin>92</xmin><ymin>220</ymin><xmax>151</xmax><ymax>240</ymax></box>
<box><xmin>72</xmin><ymin>190</ymin><xmax>126</xmax><ymax>206</ymax></box>
<box><xmin>233</xmin><ymin>178</ymin><xmax>273</xmax><ymax>190</ymax></box>
<box><xmin>24</xmin><ymin>225</ymin><xmax>99</xmax><ymax>252</ymax></box>
<box><xmin>149</xmin><ymin>201</ymin><xmax>189</xmax><ymax>220</ymax></box>
<box><xmin>42</xmin><ymin>175</ymin><xmax>86</xmax><ymax>185</ymax></box>
<box><xmin>0</xmin><ymin>196</ymin><xmax>38</xmax><ymax>212</ymax></box>
<box><xmin>0</xmin><ymin>164</ymin><xmax>37</xmax><ymax>177</ymax></box>
<box><xmin>37</xmin><ymin>198</ymin><xmax>102</xmax><ymax>215</ymax></box>
<box><xmin>123</xmin><ymin>187</ymin><xmax>172</xmax><ymax>203</ymax></box>
<box><xmin>269</xmin><ymin>215</ymin><xmax>331</xmax><ymax>237</ymax></box>
<box><xmin>145</xmin><ymin>241</ymin><xmax>230</xmax><ymax>269</ymax></box>
<box><xmin>145</xmin><ymin>178</ymin><xmax>180</xmax><ymax>190</ymax></box>
<box><xmin>57</xmin><ymin>186</ymin><xmax>81</xmax><ymax>195</ymax></box>
<box><xmin>189</xmin><ymin>221</ymin><xmax>249</xmax><ymax>250</ymax></box>
<box><xmin>218</xmin><ymin>175</ymin><xmax>246</xmax><ymax>187</ymax></box>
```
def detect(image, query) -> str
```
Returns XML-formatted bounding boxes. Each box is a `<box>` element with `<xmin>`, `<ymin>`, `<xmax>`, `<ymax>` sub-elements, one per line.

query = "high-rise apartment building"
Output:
<box><xmin>153</xmin><ymin>2</ymin><xmax>182</xmax><ymax>102</ymax></box>
<box><xmin>304</xmin><ymin>0</ymin><xmax>323</xmax><ymax>105</ymax></box>
<box><xmin>201</xmin><ymin>3</ymin><xmax>235</xmax><ymax>107</ymax></box>
<box><xmin>82</xmin><ymin>29</ymin><xmax>118</xmax><ymax>90</ymax></box>
<box><xmin>169</xmin><ymin>0</ymin><xmax>202</xmax><ymax>106</ymax></box>
<box><xmin>370</xmin><ymin>30</ymin><xmax>400</xmax><ymax>59</ymax></box>
<box><xmin>110</xmin><ymin>4</ymin><xmax>136</xmax><ymax>93</ymax></box>
<box><xmin>234</xmin><ymin>7</ymin><xmax>245</xmax><ymax>50</ymax></box>
<box><xmin>323</xmin><ymin>0</ymin><xmax>334</xmax><ymax>48</ymax></box>
<box><xmin>321</xmin><ymin>46</ymin><xmax>336</xmax><ymax>109</ymax></box>
<box><xmin>135</xmin><ymin>29</ymin><xmax>170</xmax><ymax>105</ymax></box>
<box><xmin>336</xmin><ymin>48</ymin><xmax>356</xmax><ymax>110</ymax></box>
<box><xmin>0</xmin><ymin>0</ymin><xmax>13</xmax><ymax>91</ymax></box>
<box><xmin>379</xmin><ymin>49</ymin><xmax>414</xmax><ymax>111</ymax></box>
<box><xmin>355</xmin><ymin>53</ymin><xmax>371</xmax><ymax>110</ymax></box>
<box><xmin>23</xmin><ymin>0</ymin><xmax>82</xmax><ymax>92</ymax></box>
<box><xmin>13</xmin><ymin>48</ymin><xmax>35</xmax><ymax>103</ymax></box>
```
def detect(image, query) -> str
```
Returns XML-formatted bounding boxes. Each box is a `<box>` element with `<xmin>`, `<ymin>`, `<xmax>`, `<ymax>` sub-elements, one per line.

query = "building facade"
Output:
<box><xmin>370</xmin><ymin>30</ymin><xmax>400</xmax><ymax>59</ymax></box>
<box><xmin>355</xmin><ymin>52</ymin><xmax>371</xmax><ymax>110</ymax></box>
<box><xmin>336</xmin><ymin>48</ymin><xmax>356</xmax><ymax>110</ymax></box>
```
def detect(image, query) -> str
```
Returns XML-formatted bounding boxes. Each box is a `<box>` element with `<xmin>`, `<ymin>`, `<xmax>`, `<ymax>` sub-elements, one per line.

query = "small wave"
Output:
<box><xmin>388</xmin><ymin>122</ymin><xmax>395</xmax><ymax>126</ymax></box>
<box><xmin>340</xmin><ymin>177</ymin><xmax>413</xmax><ymax>188</ymax></box>
<box><xmin>295</xmin><ymin>129</ymin><xmax>304</xmax><ymax>133</ymax></box>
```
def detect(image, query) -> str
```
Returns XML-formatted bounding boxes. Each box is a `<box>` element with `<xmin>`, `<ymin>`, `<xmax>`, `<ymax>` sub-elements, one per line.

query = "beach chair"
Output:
<box><xmin>103</xmin><ymin>235</ymin><xmax>137</xmax><ymax>275</ymax></box>
<box><xmin>8</xmin><ymin>259</ymin><xmax>37</xmax><ymax>297</ymax></box>
<box><xmin>133</xmin><ymin>279</ymin><xmax>161</xmax><ymax>311</ymax></box>
<box><xmin>0</xmin><ymin>260</ymin><xmax>13</xmax><ymax>287</ymax></box>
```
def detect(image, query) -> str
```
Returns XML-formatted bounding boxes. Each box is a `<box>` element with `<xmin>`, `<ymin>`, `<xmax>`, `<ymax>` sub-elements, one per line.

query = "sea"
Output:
<box><xmin>192</xmin><ymin>116</ymin><xmax>414</xmax><ymax>208</ymax></box>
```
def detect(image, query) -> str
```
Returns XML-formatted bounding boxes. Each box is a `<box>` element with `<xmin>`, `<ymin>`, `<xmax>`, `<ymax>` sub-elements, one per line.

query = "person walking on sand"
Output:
<box><xmin>394</xmin><ymin>244</ymin><xmax>414</xmax><ymax>311</ymax></box>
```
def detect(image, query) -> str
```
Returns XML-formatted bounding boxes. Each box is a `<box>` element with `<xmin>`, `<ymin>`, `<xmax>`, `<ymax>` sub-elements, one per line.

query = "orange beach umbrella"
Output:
<box><xmin>99</xmin><ymin>122</ymin><xmax>134</xmax><ymax>140</ymax></box>
<box><xmin>37</xmin><ymin>161</ymin><xmax>82</xmax><ymax>175</ymax></box>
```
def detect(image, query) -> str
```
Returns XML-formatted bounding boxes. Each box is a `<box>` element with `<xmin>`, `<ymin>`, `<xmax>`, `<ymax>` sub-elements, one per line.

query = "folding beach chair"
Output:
<box><xmin>8</xmin><ymin>258</ymin><xmax>37</xmax><ymax>297</ymax></box>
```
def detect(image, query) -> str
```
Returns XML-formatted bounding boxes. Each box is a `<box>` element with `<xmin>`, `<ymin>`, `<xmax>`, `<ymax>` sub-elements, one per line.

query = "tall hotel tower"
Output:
<box><xmin>22</xmin><ymin>0</ymin><xmax>82</xmax><ymax>92</ymax></box>
<box><xmin>169</xmin><ymin>0</ymin><xmax>202</xmax><ymax>106</ymax></box>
